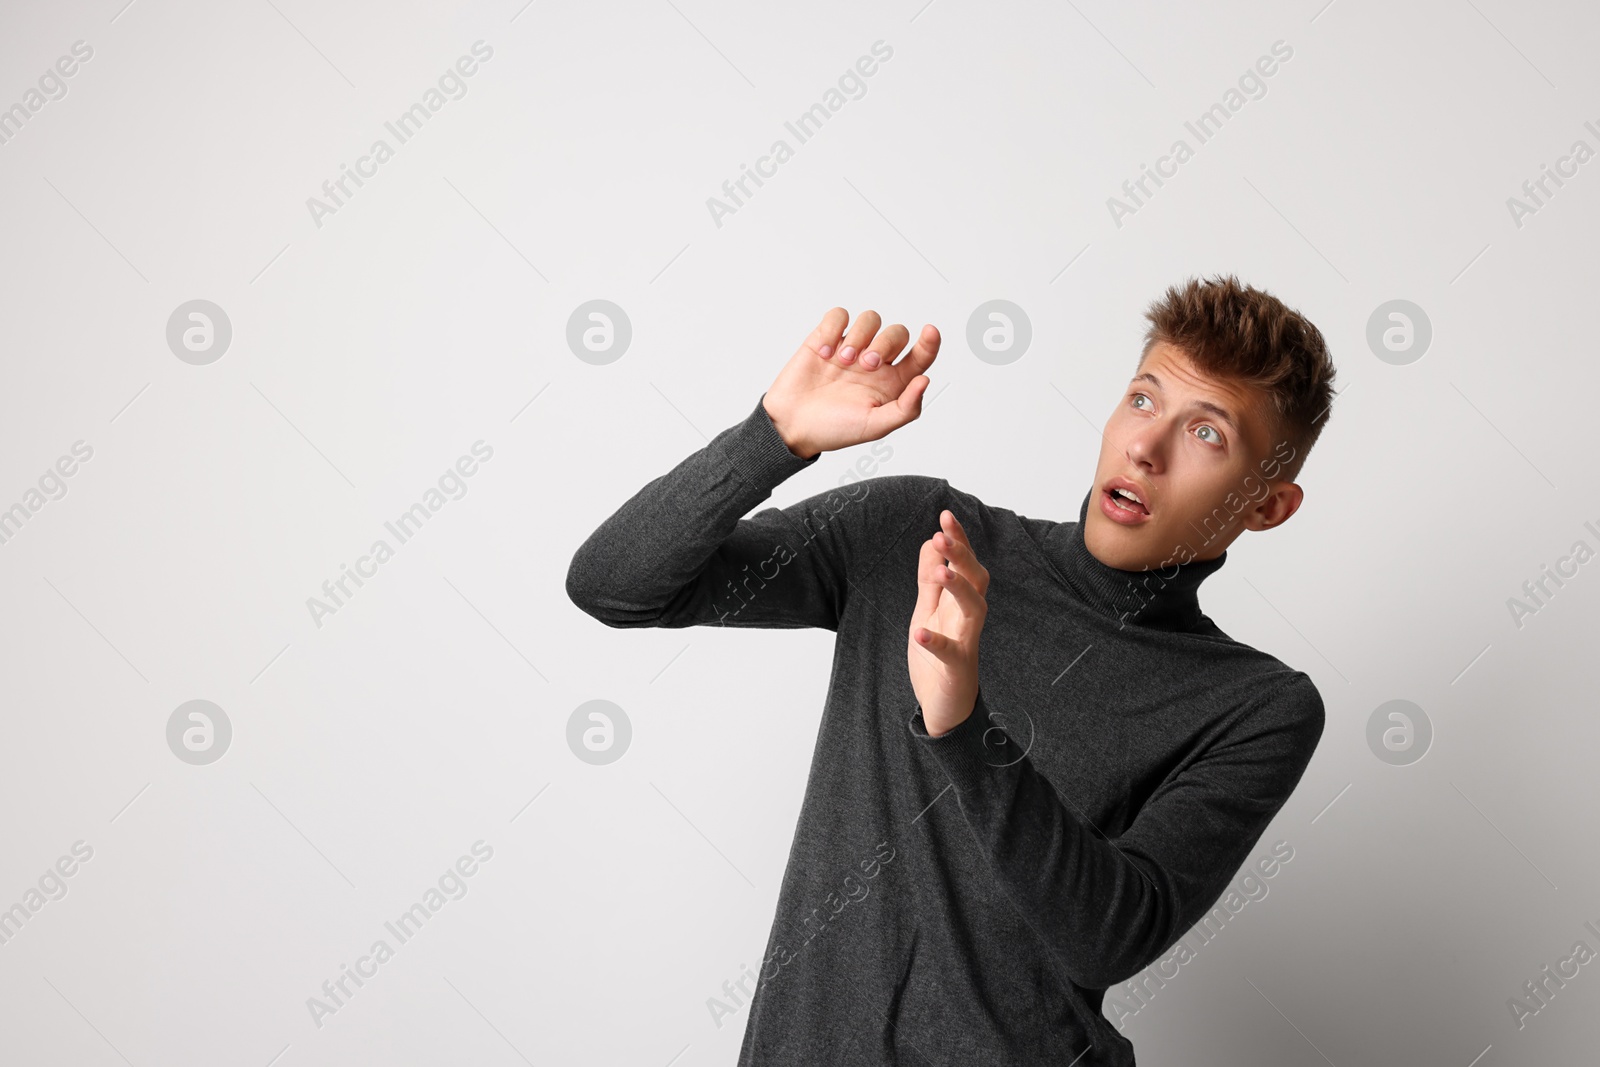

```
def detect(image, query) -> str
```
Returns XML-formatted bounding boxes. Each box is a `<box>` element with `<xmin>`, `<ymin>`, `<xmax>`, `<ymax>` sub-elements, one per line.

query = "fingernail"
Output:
<box><xmin>839</xmin><ymin>345</ymin><xmax>856</xmax><ymax>363</ymax></box>
<box><xmin>862</xmin><ymin>351</ymin><xmax>880</xmax><ymax>369</ymax></box>
<box><xmin>818</xmin><ymin>343</ymin><xmax>833</xmax><ymax>358</ymax></box>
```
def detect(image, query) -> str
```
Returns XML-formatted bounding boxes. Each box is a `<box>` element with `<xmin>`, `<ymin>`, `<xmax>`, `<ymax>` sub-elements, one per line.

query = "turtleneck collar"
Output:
<box><xmin>1042</xmin><ymin>488</ymin><xmax>1229</xmax><ymax>631</ymax></box>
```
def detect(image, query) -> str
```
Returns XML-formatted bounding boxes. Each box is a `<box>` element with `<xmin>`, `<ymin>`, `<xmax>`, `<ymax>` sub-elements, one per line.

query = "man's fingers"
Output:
<box><xmin>863</xmin><ymin>374</ymin><xmax>929</xmax><ymax>440</ymax></box>
<box><xmin>915</xmin><ymin>535</ymin><xmax>984</xmax><ymax>629</ymax></box>
<box><xmin>894</xmin><ymin>323</ymin><xmax>941</xmax><ymax>376</ymax></box>
<box><xmin>940</xmin><ymin>509</ymin><xmax>973</xmax><ymax>553</ymax></box>
<box><xmin>911</xmin><ymin>536</ymin><xmax>944</xmax><ymax>623</ymax></box>
<box><xmin>802</xmin><ymin>311</ymin><xmax>930</xmax><ymax>369</ymax></box>
<box><xmin>805</xmin><ymin>307</ymin><xmax>850</xmax><ymax>360</ymax></box>
<box><xmin>834</xmin><ymin>309</ymin><xmax>883</xmax><ymax>366</ymax></box>
<box><xmin>934</xmin><ymin>517</ymin><xmax>988</xmax><ymax>595</ymax></box>
<box><xmin>859</xmin><ymin>322</ymin><xmax>909</xmax><ymax>371</ymax></box>
<box><xmin>861</xmin><ymin>322</ymin><xmax>939</xmax><ymax>435</ymax></box>
<box><xmin>927</xmin><ymin>559</ymin><xmax>985</xmax><ymax>622</ymax></box>
<box><xmin>911</xmin><ymin>623</ymin><xmax>960</xmax><ymax>663</ymax></box>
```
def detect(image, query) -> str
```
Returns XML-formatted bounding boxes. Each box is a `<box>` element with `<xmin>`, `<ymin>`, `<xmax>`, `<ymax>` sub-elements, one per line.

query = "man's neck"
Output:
<box><xmin>1046</xmin><ymin>489</ymin><xmax>1229</xmax><ymax>631</ymax></box>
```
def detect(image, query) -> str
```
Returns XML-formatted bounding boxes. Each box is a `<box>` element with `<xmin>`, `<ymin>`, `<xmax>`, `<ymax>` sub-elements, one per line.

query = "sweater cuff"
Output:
<box><xmin>908</xmin><ymin>688</ymin><xmax>1024</xmax><ymax>795</ymax></box>
<box><xmin>716</xmin><ymin>393</ymin><xmax>820</xmax><ymax>491</ymax></box>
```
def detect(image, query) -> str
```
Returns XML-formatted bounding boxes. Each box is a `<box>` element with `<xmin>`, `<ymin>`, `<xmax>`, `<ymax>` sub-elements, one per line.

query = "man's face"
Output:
<box><xmin>1083</xmin><ymin>341</ymin><xmax>1303</xmax><ymax>571</ymax></box>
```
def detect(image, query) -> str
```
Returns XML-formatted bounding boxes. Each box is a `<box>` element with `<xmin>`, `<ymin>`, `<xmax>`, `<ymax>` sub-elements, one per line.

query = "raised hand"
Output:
<box><xmin>908</xmin><ymin>509</ymin><xmax>989</xmax><ymax>737</ymax></box>
<box><xmin>762</xmin><ymin>308</ymin><xmax>939</xmax><ymax>459</ymax></box>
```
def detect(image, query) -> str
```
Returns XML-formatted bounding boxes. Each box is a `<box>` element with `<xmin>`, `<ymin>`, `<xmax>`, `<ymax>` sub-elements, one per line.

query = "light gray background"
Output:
<box><xmin>0</xmin><ymin>0</ymin><xmax>1595</xmax><ymax>1064</ymax></box>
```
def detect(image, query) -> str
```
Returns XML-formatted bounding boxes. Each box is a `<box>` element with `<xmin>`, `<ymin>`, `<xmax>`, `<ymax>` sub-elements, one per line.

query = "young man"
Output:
<box><xmin>566</xmin><ymin>275</ymin><xmax>1337</xmax><ymax>1066</ymax></box>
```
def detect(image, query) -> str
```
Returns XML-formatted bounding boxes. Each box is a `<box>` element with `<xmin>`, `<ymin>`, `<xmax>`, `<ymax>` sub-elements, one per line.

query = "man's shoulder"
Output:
<box><xmin>1185</xmin><ymin>625</ymin><xmax>1326</xmax><ymax>735</ymax></box>
<box><xmin>1237</xmin><ymin>665</ymin><xmax>1327</xmax><ymax>750</ymax></box>
<box><xmin>1260</xmin><ymin>667</ymin><xmax>1325</xmax><ymax>722</ymax></box>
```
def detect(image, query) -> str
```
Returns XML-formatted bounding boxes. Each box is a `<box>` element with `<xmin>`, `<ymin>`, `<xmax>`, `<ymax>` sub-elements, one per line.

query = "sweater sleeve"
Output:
<box><xmin>907</xmin><ymin>672</ymin><xmax>1325</xmax><ymax>990</ymax></box>
<box><xmin>565</xmin><ymin>393</ymin><xmax>862</xmax><ymax>632</ymax></box>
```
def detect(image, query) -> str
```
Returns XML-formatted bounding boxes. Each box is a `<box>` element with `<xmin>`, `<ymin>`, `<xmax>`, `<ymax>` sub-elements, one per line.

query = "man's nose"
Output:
<box><xmin>1125</xmin><ymin>424</ymin><xmax>1167</xmax><ymax>470</ymax></box>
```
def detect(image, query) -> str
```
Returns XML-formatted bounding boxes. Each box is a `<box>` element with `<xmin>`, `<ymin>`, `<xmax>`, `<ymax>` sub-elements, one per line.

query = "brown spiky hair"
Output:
<box><xmin>1138</xmin><ymin>274</ymin><xmax>1337</xmax><ymax>483</ymax></box>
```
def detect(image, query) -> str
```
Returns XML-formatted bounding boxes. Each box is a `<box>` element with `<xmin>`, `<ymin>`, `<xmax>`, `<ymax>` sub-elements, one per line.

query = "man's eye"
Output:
<box><xmin>1195</xmin><ymin>425</ymin><xmax>1222</xmax><ymax>445</ymax></box>
<box><xmin>1130</xmin><ymin>393</ymin><xmax>1151</xmax><ymax>410</ymax></box>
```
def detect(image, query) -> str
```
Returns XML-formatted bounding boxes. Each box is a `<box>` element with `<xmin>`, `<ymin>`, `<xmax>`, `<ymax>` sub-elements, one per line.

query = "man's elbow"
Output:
<box><xmin>566</xmin><ymin>549</ymin><xmax>618</xmax><ymax>624</ymax></box>
<box><xmin>565</xmin><ymin>550</ymin><xmax>660</xmax><ymax>628</ymax></box>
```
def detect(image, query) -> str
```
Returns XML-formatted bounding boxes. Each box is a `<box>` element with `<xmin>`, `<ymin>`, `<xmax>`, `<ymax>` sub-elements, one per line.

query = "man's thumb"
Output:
<box><xmin>870</xmin><ymin>376</ymin><xmax>928</xmax><ymax>438</ymax></box>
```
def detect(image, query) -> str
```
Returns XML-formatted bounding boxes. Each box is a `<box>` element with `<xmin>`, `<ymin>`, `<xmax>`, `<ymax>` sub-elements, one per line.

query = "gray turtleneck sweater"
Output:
<box><xmin>565</xmin><ymin>395</ymin><xmax>1326</xmax><ymax>1066</ymax></box>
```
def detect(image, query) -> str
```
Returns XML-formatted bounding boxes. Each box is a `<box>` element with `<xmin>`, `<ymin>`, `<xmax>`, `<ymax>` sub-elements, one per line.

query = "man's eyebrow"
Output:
<box><xmin>1130</xmin><ymin>372</ymin><xmax>1241</xmax><ymax>433</ymax></box>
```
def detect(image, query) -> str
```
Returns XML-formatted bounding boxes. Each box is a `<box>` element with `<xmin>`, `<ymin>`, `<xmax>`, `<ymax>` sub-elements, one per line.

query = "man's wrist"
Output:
<box><xmin>761</xmin><ymin>394</ymin><xmax>819</xmax><ymax>460</ymax></box>
<box><xmin>720</xmin><ymin>394</ymin><xmax>821</xmax><ymax>490</ymax></box>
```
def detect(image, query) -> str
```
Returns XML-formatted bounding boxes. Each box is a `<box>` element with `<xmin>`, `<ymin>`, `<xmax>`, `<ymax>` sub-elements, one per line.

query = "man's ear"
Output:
<box><xmin>1242</xmin><ymin>481</ymin><xmax>1303</xmax><ymax>531</ymax></box>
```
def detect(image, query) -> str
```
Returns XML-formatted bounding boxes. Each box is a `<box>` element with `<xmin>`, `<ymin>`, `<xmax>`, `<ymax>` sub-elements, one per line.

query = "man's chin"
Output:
<box><xmin>1084</xmin><ymin>511</ymin><xmax>1151</xmax><ymax>570</ymax></box>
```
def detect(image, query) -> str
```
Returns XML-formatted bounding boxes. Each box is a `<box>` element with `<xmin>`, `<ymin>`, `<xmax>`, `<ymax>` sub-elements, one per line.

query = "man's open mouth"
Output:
<box><xmin>1105</xmin><ymin>485</ymin><xmax>1149</xmax><ymax>516</ymax></box>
